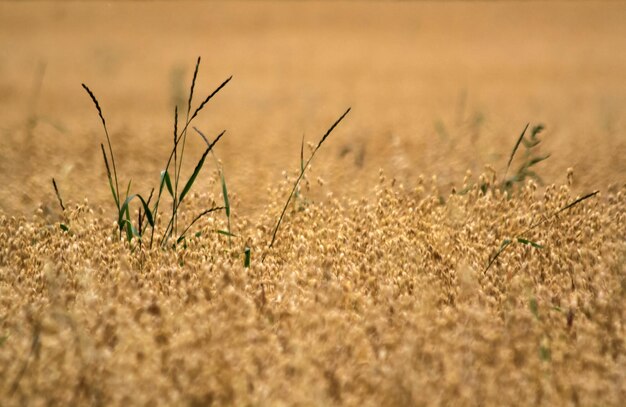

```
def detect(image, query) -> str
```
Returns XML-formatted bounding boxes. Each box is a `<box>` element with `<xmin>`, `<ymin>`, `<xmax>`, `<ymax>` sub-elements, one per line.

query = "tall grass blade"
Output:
<box><xmin>486</xmin><ymin>239</ymin><xmax>512</xmax><ymax>271</ymax></box>
<box><xmin>81</xmin><ymin>84</ymin><xmax>106</xmax><ymax>129</ymax></box>
<box><xmin>100</xmin><ymin>144</ymin><xmax>120</xmax><ymax>210</ymax></box>
<box><xmin>159</xmin><ymin>170</ymin><xmax>174</xmax><ymax>197</ymax></box>
<box><xmin>179</xmin><ymin>130</ymin><xmax>225</xmax><ymax>204</ymax></box>
<box><xmin>119</xmin><ymin>194</ymin><xmax>155</xmax><ymax>230</ymax></box>
<box><xmin>123</xmin><ymin>180</ymin><xmax>133</xmax><ymax>241</ymax></box>
<box><xmin>557</xmin><ymin>190</ymin><xmax>600</xmax><ymax>214</ymax></box>
<box><xmin>187</xmin><ymin>57</ymin><xmax>201</xmax><ymax>119</ymax></box>
<box><xmin>195</xmin><ymin>126</ymin><xmax>232</xmax><ymax>245</ymax></box>
<box><xmin>219</xmin><ymin>169</ymin><xmax>232</xmax><ymax>246</ymax></box>
<box><xmin>138</xmin><ymin>188</ymin><xmax>154</xmax><ymax>236</ymax></box>
<box><xmin>176</xmin><ymin>206</ymin><xmax>225</xmax><ymax>243</ymax></box>
<box><xmin>517</xmin><ymin>237</ymin><xmax>543</xmax><ymax>249</ymax></box>
<box><xmin>524</xmin><ymin>154</ymin><xmax>551</xmax><ymax>169</ymax></box>
<box><xmin>160</xmin><ymin>75</ymin><xmax>232</xmax><ymax>205</ymax></box>
<box><xmin>505</xmin><ymin>123</ymin><xmax>529</xmax><ymax>178</ymax></box>
<box><xmin>172</xmin><ymin>105</ymin><xmax>180</xmax><ymax>235</ymax></box>
<box><xmin>173</xmin><ymin>106</ymin><xmax>178</xmax><ymax>197</ymax></box>
<box><xmin>195</xmin><ymin>127</ymin><xmax>229</xmax><ymax>216</ymax></box>
<box><xmin>83</xmin><ymin>84</ymin><xmax>120</xmax><ymax>210</ymax></box>
<box><xmin>160</xmin><ymin>130</ymin><xmax>226</xmax><ymax>246</ymax></box>
<box><xmin>265</xmin><ymin>108</ymin><xmax>351</xmax><ymax>258</ymax></box>
<box><xmin>294</xmin><ymin>134</ymin><xmax>305</xmax><ymax>205</ymax></box>
<box><xmin>188</xmin><ymin>76</ymin><xmax>233</xmax><ymax>123</ymax></box>
<box><xmin>220</xmin><ymin>171</ymin><xmax>230</xmax><ymax>219</ymax></box>
<box><xmin>193</xmin><ymin>126</ymin><xmax>210</xmax><ymax>145</ymax></box>
<box><xmin>51</xmin><ymin>178</ymin><xmax>65</xmax><ymax>211</ymax></box>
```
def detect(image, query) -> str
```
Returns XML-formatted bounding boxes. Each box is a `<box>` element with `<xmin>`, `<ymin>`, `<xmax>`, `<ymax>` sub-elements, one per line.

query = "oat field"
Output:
<box><xmin>1</xmin><ymin>2</ymin><xmax>625</xmax><ymax>406</ymax></box>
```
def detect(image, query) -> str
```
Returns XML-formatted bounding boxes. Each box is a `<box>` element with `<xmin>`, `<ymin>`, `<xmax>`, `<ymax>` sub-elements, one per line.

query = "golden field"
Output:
<box><xmin>0</xmin><ymin>2</ymin><xmax>625</xmax><ymax>406</ymax></box>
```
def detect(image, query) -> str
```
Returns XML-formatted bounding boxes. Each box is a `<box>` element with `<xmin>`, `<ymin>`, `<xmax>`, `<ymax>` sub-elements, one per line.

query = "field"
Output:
<box><xmin>1</xmin><ymin>2</ymin><xmax>625</xmax><ymax>406</ymax></box>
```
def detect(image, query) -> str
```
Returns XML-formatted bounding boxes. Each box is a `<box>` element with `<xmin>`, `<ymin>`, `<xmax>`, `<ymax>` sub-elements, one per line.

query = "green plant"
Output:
<box><xmin>486</xmin><ymin>190</ymin><xmax>599</xmax><ymax>271</ymax></box>
<box><xmin>82</xmin><ymin>57</ymin><xmax>230</xmax><ymax>249</ymax></box>
<box><xmin>502</xmin><ymin>123</ymin><xmax>550</xmax><ymax>191</ymax></box>
<box><xmin>193</xmin><ymin>126</ymin><xmax>235</xmax><ymax>244</ymax></box>
<box><xmin>473</xmin><ymin>123</ymin><xmax>600</xmax><ymax>271</ymax></box>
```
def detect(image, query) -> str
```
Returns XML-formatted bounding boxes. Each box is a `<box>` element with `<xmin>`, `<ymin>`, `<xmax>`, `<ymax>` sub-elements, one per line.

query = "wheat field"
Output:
<box><xmin>1</xmin><ymin>2</ymin><xmax>625</xmax><ymax>406</ymax></box>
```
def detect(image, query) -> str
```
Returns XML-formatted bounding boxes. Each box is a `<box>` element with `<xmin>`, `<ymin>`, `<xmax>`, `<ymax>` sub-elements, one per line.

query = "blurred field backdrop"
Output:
<box><xmin>0</xmin><ymin>2</ymin><xmax>625</xmax><ymax>406</ymax></box>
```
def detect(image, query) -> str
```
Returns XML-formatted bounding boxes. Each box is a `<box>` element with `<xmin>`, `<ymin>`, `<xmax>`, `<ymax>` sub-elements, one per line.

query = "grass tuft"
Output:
<box><xmin>83</xmin><ymin>57</ymin><xmax>230</xmax><ymax>249</ymax></box>
<box><xmin>502</xmin><ymin>123</ymin><xmax>550</xmax><ymax>191</ymax></box>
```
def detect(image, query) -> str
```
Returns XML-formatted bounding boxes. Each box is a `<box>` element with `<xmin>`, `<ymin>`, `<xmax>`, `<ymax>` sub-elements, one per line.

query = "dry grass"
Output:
<box><xmin>1</xmin><ymin>171</ymin><xmax>624</xmax><ymax>406</ymax></box>
<box><xmin>1</xmin><ymin>2</ymin><xmax>626</xmax><ymax>406</ymax></box>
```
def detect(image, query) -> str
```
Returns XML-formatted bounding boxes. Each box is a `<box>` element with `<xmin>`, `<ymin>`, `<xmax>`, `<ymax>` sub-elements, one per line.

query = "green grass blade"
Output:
<box><xmin>244</xmin><ymin>247</ymin><xmax>251</xmax><ymax>268</ymax></box>
<box><xmin>195</xmin><ymin>126</ymin><xmax>232</xmax><ymax>244</ymax></box>
<box><xmin>526</xmin><ymin>154</ymin><xmax>551</xmax><ymax>169</ymax></box>
<box><xmin>517</xmin><ymin>237</ymin><xmax>543</xmax><ymax>249</ymax></box>
<box><xmin>159</xmin><ymin>170</ymin><xmax>174</xmax><ymax>197</ymax></box>
<box><xmin>101</xmin><ymin>144</ymin><xmax>120</xmax><ymax>210</ymax></box>
<box><xmin>118</xmin><ymin>193</ymin><xmax>154</xmax><ymax>230</ymax></box>
<box><xmin>175</xmin><ymin>206</ymin><xmax>225</xmax><ymax>243</ymax></box>
<box><xmin>123</xmin><ymin>180</ymin><xmax>133</xmax><ymax>241</ymax></box>
<box><xmin>505</xmin><ymin>123</ymin><xmax>529</xmax><ymax>177</ymax></box>
<box><xmin>556</xmin><ymin>190</ymin><xmax>600</xmax><ymax>214</ymax></box>
<box><xmin>137</xmin><ymin>195</ymin><xmax>154</xmax><ymax>228</ymax></box>
<box><xmin>118</xmin><ymin>194</ymin><xmax>134</xmax><ymax>231</ymax></box>
<box><xmin>221</xmin><ymin>171</ymin><xmax>230</xmax><ymax>218</ymax></box>
<box><xmin>486</xmin><ymin>239</ymin><xmax>512</xmax><ymax>271</ymax></box>
<box><xmin>179</xmin><ymin>147</ymin><xmax>209</xmax><ymax>204</ymax></box>
<box><xmin>188</xmin><ymin>76</ymin><xmax>233</xmax><ymax>123</ymax></box>
<box><xmin>217</xmin><ymin>229</ymin><xmax>236</xmax><ymax>237</ymax></box>
<box><xmin>179</xmin><ymin>130</ymin><xmax>225</xmax><ymax>204</ymax></box>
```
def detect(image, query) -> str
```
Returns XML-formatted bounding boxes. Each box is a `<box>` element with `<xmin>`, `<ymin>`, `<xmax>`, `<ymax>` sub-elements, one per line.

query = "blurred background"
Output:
<box><xmin>0</xmin><ymin>1</ymin><xmax>624</xmax><ymax>216</ymax></box>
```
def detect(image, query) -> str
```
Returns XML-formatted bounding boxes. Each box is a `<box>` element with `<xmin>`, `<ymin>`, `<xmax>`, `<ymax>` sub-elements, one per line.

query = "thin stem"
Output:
<box><xmin>263</xmin><ymin>108</ymin><xmax>351</xmax><ymax>260</ymax></box>
<box><xmin>159</xmin><ymin>130</ymin><xmax>226</xmax><ymax>247</ymax></box>
<box><xmin>176</xmin><ymin>206</ymin><xmax>225</xmax><ymax>244</ymax></box>
<box><xmin>82</xmin><ymin>84</ymin><xmax>120</xmax><ymax>212</ymax></box>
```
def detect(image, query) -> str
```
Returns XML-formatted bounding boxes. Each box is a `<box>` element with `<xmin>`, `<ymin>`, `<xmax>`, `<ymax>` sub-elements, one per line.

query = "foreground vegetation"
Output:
<box><xmin>1</xmin><ymin>57</ymin><xmax>625</xmax><ymax>405</ymax></box>
<box><xmin>1</xmin><ymin>162</ymin><xmax>624</xmax><ymax>405</ymax></box>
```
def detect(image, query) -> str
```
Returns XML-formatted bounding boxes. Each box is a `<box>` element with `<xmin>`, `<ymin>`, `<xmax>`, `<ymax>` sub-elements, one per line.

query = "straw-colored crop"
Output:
<box><xmin>1</xmin><ymin>130</ymin><xmax>624</xmax><ymax>405</ymax></box>
<box><xmin>2</xmin><ymin>53</ymin><xmax>626</xmax><ymax>403</ymax></box>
